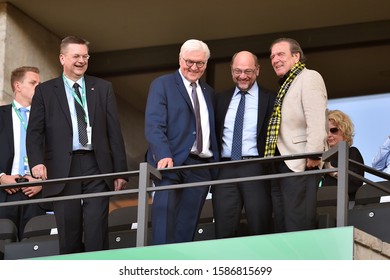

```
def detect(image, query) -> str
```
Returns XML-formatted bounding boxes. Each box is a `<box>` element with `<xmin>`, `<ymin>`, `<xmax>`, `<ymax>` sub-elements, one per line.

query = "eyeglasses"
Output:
<box><xmin>232</xmin><ymin>68</ymin><xmax>257</xmax><ymax>76</ymax></box>
<box><xmin>329</xmin><ymin>127</ymin><xmax>340</xmax><ymax>134</ymax></box>
<box><xmin>70</xmin><ymin>54</ymin><xmax>90</xmax><ymax>61</ymax></box>
<box><xmin>182</xmin><ymin>58</ymin><xmax>206</xmax><ymax>68</ymax></box>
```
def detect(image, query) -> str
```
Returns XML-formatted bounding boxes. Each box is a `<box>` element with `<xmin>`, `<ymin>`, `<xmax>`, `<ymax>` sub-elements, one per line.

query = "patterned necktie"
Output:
<box><xmin>191</xmin><ymin>82</ymin><xmax>203</xmax><ymax>154</ymax></box>
<box><xmin>19</xmin><ymin>107</ymin><xmax>28</xmax><ymax>175</ymax></box>
<box><xmin>73</xmin><ymin>83</ymin><xmax>88</xmax><ymax>146</ymax></box>
<box><xmin>231</xmin><ymin>91</ymin><xmax>247</xmax><ymax>160</ymax></box>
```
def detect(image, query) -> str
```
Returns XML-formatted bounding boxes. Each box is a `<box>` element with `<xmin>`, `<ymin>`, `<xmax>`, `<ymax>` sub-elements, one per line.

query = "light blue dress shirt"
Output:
<box><xmin>372</xmin><ymin>137</ymin><xmax>390</xmax><ymax>174</ymax></box>
<box><xmin>221</xmin><ymin>83</ymin><xmax>259</xmax><ymax>158</ymax></box>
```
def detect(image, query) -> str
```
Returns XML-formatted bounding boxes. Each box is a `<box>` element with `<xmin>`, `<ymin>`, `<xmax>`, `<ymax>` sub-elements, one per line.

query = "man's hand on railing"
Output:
<box><xmin>31</xmin><ymin>164</ymin><xmax>47</xmax><ymax>180</ymax></box>
<box><xmin>157</xmin><ymin>157</ymin><xmax>174</xmax><ymax>168</ymax></box>
<box><xmin>114</xmin><ymin>178</ymin><xmax>127</xmax><ymax>191</ymax></box>
<box><xmin>306</xmin><ymin>158</ymin><xmax>321</xmax><ymax>169</ymax></box>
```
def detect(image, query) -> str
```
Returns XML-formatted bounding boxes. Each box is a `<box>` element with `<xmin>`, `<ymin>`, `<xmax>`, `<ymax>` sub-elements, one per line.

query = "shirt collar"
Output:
<box><xmin>12</xmin><ymin>100</ymin><xmax>31</xmax><ymax>111</ymax></box>
<box><xmin>178</xmin><ymin>69</ymin><xmax>199</xmax><ymax>89</ymax></box>
<box><xmin>234</xmin><ymin>81</ymin><xmax>258</xmax><ymax>97</ymax></box>
<box><xmin>63</xmin><ymin>74</ymin><xmax>85</xmax><ymax>89</ymax></box>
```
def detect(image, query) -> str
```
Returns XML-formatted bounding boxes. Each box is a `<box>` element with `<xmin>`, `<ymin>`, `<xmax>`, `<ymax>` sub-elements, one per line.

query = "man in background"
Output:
<box><xmin>372</xmin><ymin>136</ymin><xmax>390</xmax><ymax>174</ymax></box>
<box><xmin>0</xmin><ymin>66</ymin><xmax>45</xmax><ymax>240</ymax></box>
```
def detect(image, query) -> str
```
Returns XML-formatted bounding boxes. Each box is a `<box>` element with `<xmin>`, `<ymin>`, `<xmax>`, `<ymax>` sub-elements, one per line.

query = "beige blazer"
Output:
<box><xmin>277</xmin><ymin>68</ymin><xmax>328</xmax><ymax>172</ymax></box>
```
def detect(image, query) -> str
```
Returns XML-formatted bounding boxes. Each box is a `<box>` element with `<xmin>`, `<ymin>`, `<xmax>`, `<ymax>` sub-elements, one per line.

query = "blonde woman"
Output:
<box><xmin>322</xmin><ymin>110</ymin><xmax>364</xmax><ymax>201</ymax></box>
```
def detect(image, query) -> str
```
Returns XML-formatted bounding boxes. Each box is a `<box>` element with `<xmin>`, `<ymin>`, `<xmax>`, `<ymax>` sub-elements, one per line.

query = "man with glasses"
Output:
<box><xmin>145</xmin><ymin>39</ymin><xmax>219</xmax><ymax>245</ymax></box>
<box><xmin>27</xmin><ymin>36</ymin><xmax>128</xmax><ymax>254</ymax></box>
<box><xmin>212</xmin><ymin>51</ymin><xmax>275</xmax><ymax>238</ymax></box>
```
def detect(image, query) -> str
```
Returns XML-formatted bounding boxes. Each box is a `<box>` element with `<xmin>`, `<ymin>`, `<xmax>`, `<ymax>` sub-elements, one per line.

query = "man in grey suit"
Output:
<box><xmin>265</xmin><ymin>38</ymin><xmax>328</xmax><ymax>232</ymax></box>
<box><xmin>27</xmin><ymin>36</ymin><xmax>128</xmax><ymax>254</ymax></box>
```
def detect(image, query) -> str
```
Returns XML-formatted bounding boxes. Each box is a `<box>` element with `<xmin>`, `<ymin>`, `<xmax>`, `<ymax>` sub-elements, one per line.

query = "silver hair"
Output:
<box><xmin>179</xmin><ymin>39</ymin><xmax>210</xmax><ymax>60</ymax></box>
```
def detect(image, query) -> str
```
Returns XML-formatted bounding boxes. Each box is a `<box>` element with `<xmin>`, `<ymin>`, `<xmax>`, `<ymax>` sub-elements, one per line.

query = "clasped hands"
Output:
<box><xmin>0</xmin><ymin>173</ymin><xmax>42</xmax><ymax>197</ymax></box>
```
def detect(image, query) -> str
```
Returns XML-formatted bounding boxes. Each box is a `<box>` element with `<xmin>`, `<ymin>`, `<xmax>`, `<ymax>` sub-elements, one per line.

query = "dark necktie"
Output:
<box><xmin>231</xmin><ymin>91</ymin><xmax>247</xmax><ymax>160</ymax></box>
<box><xmin>191</xmin><ymin>82</ymin><xmax>203</xmax><ymax>154</ymax></box>
<box><xmin>73</xmin><ymin>83</ymin><xmax>88</xmax><ymax>146</ymax></box>
<box><xmin>19</xmin><ymin>107</ymin><xmax>28</xmax><ymax>175</ymax></box>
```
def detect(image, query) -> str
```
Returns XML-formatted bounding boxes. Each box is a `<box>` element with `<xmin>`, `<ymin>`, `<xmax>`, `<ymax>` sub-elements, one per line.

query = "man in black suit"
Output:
<box><xmin>0</xmin><ymin>66</ymin><xmax>46</xmax><ymax>240</ymax></box>
<box><xmin>26</xmin><ymin>36</ymin><xmax>128</xmax><ymax>254</ymax></box>
<box><xmin>212</xmin><ymin>51</ymin><xmax>275</xmax><ymax>238</ymax></box>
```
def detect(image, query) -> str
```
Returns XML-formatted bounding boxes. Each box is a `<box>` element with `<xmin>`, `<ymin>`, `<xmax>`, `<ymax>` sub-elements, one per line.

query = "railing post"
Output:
<box><xmin>336</xmin><ymin>141</ymin><xmax>349</xmax><ymax>227</ymax></box>
<box><xmin>136</xmin><ymin>162</ymin><xmax>161</xmax><ymax>247</ymax></box>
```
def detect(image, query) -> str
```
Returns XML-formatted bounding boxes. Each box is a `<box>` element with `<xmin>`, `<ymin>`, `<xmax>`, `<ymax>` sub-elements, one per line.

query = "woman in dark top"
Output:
<box><xmin>322</xmin><ymin>109</ymin><xmax>364</xmax><ymax>201</ymax></box>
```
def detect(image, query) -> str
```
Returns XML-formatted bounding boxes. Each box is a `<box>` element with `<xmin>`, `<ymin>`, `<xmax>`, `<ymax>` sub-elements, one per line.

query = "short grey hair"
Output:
<box><xmin>179</xmin><ymin>39</ymin><xmax>210</xmax><ymax>60</ymax></box>
<box><xmin>60</xmin><ymin>35</ymin><xmax>89</xmax><ymax>54</ymax></box>
<box><xmin>270</xmin><ymin>37</ymin><xmax>306</xmax><ymax>62</ymax></box>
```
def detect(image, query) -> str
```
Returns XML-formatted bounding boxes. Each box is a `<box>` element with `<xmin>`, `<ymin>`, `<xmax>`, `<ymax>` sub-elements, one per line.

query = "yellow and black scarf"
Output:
<box><xmin>264</xmin><ymin>61</ymin><xmax>305</xmax><ymax>157</ymax></box>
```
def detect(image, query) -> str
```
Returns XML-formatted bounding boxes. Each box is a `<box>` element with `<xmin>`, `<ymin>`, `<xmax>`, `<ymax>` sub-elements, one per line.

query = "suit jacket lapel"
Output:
<box><xmin>84</xmin><ymin>75</ymin><xmax>96</xmax><ymax>127</ymax></box>
<box><xmin>213</xmin><ymin>88</ymin><xmax>232</xmax><ymax>140</ymax></box>
<box><xmin>1</xmin><ymin>105</ymin><xmax>14</xmax><ymax>154</ymax></box>
<box><xmin>174</xmin><ymin>71</ymin><xmax>193</xmax><ymax>110</ymax></box>
<box><xmin>221</xmin><ymin>89</ymin><xmax>234</xmax><ymax>119</ymax></box>
<box><xmin>257</xmin><ymin>87</ymin><xmax>270</xmax><ymax>137</ymax></box>
<box><xmin>54</xmin><ymin>77</ymin><xmax>73</xmax><ymax>129</ymax></box>
<box><xmin>199</xmin><ymin>82</ymin><xmax>211</xmax><ymax>108</ymax></box>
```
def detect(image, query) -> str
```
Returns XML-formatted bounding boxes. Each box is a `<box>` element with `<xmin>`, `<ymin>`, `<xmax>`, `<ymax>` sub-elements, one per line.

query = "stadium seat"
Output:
<box><xmin>4</xmin><ymin>214</ymin><xmax>59</xmax><ymax>259</ymax></box>
<box><xmin>349</xmin><ymin>203</ymin><xmax>390</xmax><ymax>243</ymax></box>
<box><xmin>108</xmin><ymin>205</ymin><xmax>152</xmax><ymax>249</ymax></box>
<box><xmin>0</xmin><ymin>219</ymin><xmax>18</xmax><ymax>259</ymax></box>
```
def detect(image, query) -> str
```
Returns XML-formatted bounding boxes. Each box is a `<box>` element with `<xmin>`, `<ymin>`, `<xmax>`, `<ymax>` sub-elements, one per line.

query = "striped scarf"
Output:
<box><xmin>264</xmin><ymin>61</ymin><xmax>305</xmax><ymax>157</ymax></box>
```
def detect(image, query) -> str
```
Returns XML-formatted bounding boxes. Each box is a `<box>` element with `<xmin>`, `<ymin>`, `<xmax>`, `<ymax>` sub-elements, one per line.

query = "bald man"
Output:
<box><xmin>212</xmin><ymin>51</ymin><xmax>276</xmax><ymax>238</ymax></box>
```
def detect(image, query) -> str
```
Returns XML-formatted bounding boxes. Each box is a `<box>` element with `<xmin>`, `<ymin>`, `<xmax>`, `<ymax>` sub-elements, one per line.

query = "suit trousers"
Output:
<box><xmin>52</xmin><ymin>151</ymin><xmax>109</xmax><ymax>254</ymax></box>
<box><xmin>0</xmin><ymin>191</ymin><xmax>46</xmax><ymax>240</ymax></box>
<box><xmin>212</xmin><ymin>161</ymin><xmax>272</xmax><ymax>238</ymax></box>
<box><xmin>151</xmin><ymin>155</ymin><xmax>211</xmax><ymax>245</ymax></box>
<box><xmin>270</xmin><ymin>160</ymin><xmax>320</xmax><ymax>232</ymax></box>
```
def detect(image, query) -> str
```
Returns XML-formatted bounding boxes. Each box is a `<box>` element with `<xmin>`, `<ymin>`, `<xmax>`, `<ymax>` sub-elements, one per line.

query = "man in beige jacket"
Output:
<box><xmin>265</xmin><ymin>38</ymin><xmax>328</xmax><ymax>232</ymax></box>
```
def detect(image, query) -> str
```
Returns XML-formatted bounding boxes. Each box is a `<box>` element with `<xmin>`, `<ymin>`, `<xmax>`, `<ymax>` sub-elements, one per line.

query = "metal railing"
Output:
<box><xmin>1</xmin><ymin>141</ymin><xmax>389</xmax><ymax>248</ymax></box>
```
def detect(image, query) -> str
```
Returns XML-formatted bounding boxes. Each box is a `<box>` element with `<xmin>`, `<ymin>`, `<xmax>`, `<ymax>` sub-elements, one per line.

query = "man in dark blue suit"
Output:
<box><xmin>0</xmin><ymin>66</ymin><xmax>46</xmax><ymax>240</ymax></box>
<box><xmin>145</xmin><ymin>39</ymin><xmax>219</xmax><ymax>245</ymax></box>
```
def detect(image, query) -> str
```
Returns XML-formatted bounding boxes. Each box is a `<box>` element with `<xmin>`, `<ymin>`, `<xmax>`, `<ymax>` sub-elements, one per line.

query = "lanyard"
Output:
<box><xmin>63</xmin><ymin>75</ymin><xmax>89</xmax><ymax>125</ymax></box>
<box><xmin>11</xmin><ymin>101</ymin><xmax>27</xmax><ymax>131</ymax></box>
